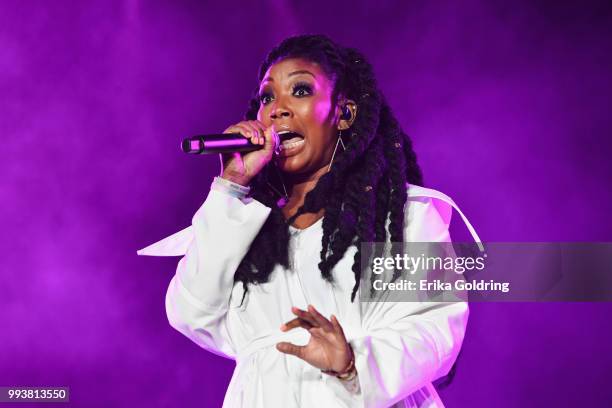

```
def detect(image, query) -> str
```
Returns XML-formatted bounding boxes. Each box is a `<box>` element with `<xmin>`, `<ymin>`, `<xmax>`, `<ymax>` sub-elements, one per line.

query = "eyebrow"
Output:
<box><xmin>261</xmin><ymin>70</ymin><xmax>316</xmax><ymax>84</ymax></box>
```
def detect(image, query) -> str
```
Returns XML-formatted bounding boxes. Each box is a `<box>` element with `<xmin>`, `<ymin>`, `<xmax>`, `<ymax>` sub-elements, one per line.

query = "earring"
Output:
<box><xmin>327</xmin><ymin>130</ymin><xmax>346</xmax><ymax>172</ymax></box>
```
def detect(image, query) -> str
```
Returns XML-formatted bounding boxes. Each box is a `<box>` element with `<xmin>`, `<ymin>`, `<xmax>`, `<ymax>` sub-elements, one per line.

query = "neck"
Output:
<box><xmin>281</xmin><ymin>164</ymin><xmax>329</xmax><ymax>226</ymax></box>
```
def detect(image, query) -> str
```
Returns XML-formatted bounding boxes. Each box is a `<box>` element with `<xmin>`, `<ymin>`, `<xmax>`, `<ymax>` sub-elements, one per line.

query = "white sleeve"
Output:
<box><xmin>338</xmin><ymin>194</ymin><xmax>469</xmax><ymax>408</ymax></box>
<box><xmin>165</xmin><ymin>188</ymin><xmax>271</xmax><ymax>359</ymax></box>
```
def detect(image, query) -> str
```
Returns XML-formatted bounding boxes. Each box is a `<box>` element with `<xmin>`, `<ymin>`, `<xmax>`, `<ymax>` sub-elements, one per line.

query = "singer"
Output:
<box><xmin>139</xmin><ymin>34</ymin><xmax>481</xmax><ymax>408</ymax></box>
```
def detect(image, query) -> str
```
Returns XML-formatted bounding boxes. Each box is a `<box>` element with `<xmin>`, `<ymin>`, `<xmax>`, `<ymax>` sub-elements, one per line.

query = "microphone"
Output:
<box><xmin>181</xmin><ymin>134</ymin><xmax>264</xmax><ymax>154</ymax></box>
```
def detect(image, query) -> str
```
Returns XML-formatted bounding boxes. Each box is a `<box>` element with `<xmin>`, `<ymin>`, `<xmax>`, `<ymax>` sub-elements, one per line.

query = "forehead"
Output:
<box><xmin>261</xmin><ymin>57</ymin><xmax>333</xmax><ymax>86</ymax></box>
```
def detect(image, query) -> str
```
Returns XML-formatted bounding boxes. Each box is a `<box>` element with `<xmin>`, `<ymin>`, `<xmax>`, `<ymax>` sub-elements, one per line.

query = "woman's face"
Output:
<box><xmin>257</xmin><ymin>57</ymin><xmax>340</xmax><ymax>177</ymax></box>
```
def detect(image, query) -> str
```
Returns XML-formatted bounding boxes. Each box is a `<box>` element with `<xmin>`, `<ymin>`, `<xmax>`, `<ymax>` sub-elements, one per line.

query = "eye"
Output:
<box><xmin>259</xmin><ymin>92</ymin><xmax>273</xmax><ymax>105</ymax></box>
<box><xmin>292</xmin><ymin>82</ymin><xmax>313</xmax><ymax>97</ymax></box>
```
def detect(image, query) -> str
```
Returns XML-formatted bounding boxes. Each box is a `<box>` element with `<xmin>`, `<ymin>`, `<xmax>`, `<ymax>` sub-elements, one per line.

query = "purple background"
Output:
<box><xmin>2</xmin><ymin>1</ymin><xmax>611</xmax><ymax>406</ymax></box>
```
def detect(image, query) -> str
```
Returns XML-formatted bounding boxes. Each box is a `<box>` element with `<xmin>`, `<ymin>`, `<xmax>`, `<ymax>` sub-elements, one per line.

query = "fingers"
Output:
<box><xmin>248</xmin><ymin>121</ymin><xmax>267</xmax><ymax>145</ymax></box>
<box><xmin>307</xmin><ymin>327</ymin><xmax>326</xmax><ymax>338</ymax></box>
<box><xmin>252</xmin><ymin>121</ymin><xmax>266</xmax><ymax>145</ymax></box>
<box><xmin>281</xmin><ymin>306</ymin><xmax>334</xmax><ymax>333</ymax></box>
<box><xmin>276</xmin><ymin>342</ymin><xmax>305</xmax><ymax>358</ymax></box>
<box><xmin>222</xmin><ymin>120</ymin><xmax>277</xmax><ymax>149</ymax></box>
<box><xmin>223</xmin><ymin>121</ymin><xmax>265</xmax><ymax>145</ymax></box>
<box><xmin>281</xmin><ymin>317</ymin><xmax>313</xmax><ymax>332</ymax></box>
<box><xmin>291</xmin><ymin>306</ymin><xmax>320</xmax><ymax>329</ymax></box>
<box><xmin>307</xmin><ymin>305</ymin><xmax>334</xmax><ymax>332</ymax></box>
<box><xmin>280</xmin><ymin>318</ymin><xmax>330</xmax><ymax>340</ymax></box>
<box><xmin>263</xmin><ymin>124</ymin><xmax>279</xmax><ymax>151</ymax></box>
<box><xmin>239</xmin><ymin>123</ymin><xmax>261</xmax><ymax>145</ymax></box>
<box><xmin>330</xmin><ymin>314</ymin><xmax>346</xmax><ymax>337</ymax></box>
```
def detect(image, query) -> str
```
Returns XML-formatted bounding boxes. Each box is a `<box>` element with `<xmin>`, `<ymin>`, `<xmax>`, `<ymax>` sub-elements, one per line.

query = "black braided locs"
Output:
<box><xmin>233</xmin><ymin>34</ymin><xmax>423</xmax><ymax>306</ymax></box>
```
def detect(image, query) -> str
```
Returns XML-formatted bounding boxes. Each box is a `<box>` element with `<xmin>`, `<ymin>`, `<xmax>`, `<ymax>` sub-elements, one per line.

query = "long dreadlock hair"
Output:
<box><xmin>233</xmin><ymin>34</ymin><xmax>423</xmax><ymax>303</ymax></box>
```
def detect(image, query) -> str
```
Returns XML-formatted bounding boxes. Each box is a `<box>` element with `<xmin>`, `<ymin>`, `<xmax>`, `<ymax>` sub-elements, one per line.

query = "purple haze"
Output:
<box><xmin>1</xmin><ymin>1</ymin><xmax>611</xmax><ymax>406</ymax></box>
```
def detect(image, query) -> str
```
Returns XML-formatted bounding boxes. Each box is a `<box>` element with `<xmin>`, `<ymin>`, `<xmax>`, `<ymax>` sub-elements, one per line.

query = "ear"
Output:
<box><xmin>336</xmin><ymin>99</ymin><xmax>358</xmax><ymax>131</ymax></box>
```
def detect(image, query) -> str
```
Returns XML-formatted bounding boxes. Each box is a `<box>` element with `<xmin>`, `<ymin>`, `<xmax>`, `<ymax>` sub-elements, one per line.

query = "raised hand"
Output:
<box><xmin>276</xmin><ymin>305</ymin><xmax>353</xmax><ymax>374</ymax></box>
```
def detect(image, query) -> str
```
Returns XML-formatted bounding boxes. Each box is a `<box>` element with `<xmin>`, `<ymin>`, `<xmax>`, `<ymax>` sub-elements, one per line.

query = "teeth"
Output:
<box><xmin>279</xmin><ymin>139</ymin><xmax>304</xmax><ymax>151</ymax></box>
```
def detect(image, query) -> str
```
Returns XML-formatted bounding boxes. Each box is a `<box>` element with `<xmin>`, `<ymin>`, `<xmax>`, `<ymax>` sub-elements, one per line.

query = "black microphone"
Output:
<box><xmin>181</xmin><ymin>134</ymin><xmax>264</xmax><ymax>154</ymax></box>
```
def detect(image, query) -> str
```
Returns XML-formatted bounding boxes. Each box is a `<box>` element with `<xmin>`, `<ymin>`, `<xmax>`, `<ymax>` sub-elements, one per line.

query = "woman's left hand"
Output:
<box><xmin>276</xmin><ymin>305</ymin><xmax>352</xmax><ymax>373</ymax></box>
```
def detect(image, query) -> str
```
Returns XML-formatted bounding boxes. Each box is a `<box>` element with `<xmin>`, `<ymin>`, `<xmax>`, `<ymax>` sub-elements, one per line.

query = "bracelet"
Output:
<box><xmin>211</xmin><ymin>176</ymin><xmax>250</xmax><ymax>200</ymax></box>
<box><xmin>336</xmin><ymin>361</ymin><xmax>357</xmax><ymax>382</ymax></box>
<box><xmin>321</xmin><ymin>345</ymin><xmax>357</xmax><ymax>381</ymax></box>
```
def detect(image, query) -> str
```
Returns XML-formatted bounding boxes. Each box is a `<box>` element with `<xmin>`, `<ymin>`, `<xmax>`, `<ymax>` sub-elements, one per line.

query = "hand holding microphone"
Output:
<box><xmin>211</xmin><ymin>120</ymin><xmax>278</xmax><ymax>186</ymax></box>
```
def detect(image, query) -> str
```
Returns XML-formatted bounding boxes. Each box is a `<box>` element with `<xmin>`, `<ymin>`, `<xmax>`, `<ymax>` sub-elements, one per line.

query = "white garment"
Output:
<box><xmin>138</xmin><ymin>183</ymin><xmax>482</xmax><ymax>408</ymax></box>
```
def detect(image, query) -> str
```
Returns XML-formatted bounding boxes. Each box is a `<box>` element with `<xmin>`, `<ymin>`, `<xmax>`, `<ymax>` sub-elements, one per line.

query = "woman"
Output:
<box><xmin>138</xmin><ymin>34</ymin><xmax>481</xmax><ymax>408</ymax></box>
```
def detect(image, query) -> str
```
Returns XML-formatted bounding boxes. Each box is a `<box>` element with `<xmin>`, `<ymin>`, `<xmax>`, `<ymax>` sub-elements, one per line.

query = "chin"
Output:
<box><xmin>277</xmin><ymin>157</ymin><xmax>307</xmax><ymax>174</ymax></box>
<box><xmin>277</xmin><ymin>152</ymin><xmax>333</xmax><ymax>178</ymax></box>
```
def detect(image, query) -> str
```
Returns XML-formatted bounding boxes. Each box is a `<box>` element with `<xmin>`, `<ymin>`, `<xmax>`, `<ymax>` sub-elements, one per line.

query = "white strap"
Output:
<box><xmin>408</xmin><ymin>184</ymin><xmax>484</xmax><ymax>252</ymax></box>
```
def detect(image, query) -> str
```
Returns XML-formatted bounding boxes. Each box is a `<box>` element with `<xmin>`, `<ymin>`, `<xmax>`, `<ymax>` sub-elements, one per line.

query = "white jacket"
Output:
<box><xmin>138</xmin><ymin>183</ymin><xmax>482</xmax><ymax>408</ymax></box>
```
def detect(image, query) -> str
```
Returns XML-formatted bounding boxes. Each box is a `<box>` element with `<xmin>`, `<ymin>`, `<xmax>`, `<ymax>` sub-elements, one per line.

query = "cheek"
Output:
<box><xmin>295</xmin><ymin>95</ymin><xmax>332</xmax><ymax>124</ymax></box>
<box><xmin>256</xmin><ymin>107</ymin><xmax>265</xmax><ymax>122</ymax></box>
<box><xmin>313</xmin><ymin>98</ymin><xmax>333</xmax><ymax>123</ymax></box>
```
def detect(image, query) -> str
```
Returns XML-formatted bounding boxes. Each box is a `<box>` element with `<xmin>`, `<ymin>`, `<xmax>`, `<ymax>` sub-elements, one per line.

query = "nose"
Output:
<box><xmin>269</xmin><ymin>100</ymin><xmax>293</xmax><ymax>120</ymax></box>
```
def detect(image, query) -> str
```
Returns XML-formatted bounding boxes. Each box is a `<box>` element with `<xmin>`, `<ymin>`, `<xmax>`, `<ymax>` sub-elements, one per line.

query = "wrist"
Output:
<box><xmin>322</xmin><ymin>344</ymin><xmax>357</xmax><ymax>381</ymax></box>
<box><xmin>220</xmin><ymin>171</ymin><xmax>251</xmax><ymax>187</ymax></box>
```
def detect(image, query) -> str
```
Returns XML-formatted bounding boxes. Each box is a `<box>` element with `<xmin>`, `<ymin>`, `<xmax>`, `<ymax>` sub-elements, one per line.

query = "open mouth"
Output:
<box><xmin>277</xmin><ymin>130</ymin><xmax>305</xmax><ymax>152</ymax></box>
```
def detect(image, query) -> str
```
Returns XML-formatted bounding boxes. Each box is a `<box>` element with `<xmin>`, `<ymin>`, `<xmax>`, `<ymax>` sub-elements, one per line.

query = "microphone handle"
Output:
<box><xmin>181</xmin><ymin>133</ymin><xmax>264</xmax><ymax>154</ymax></box>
